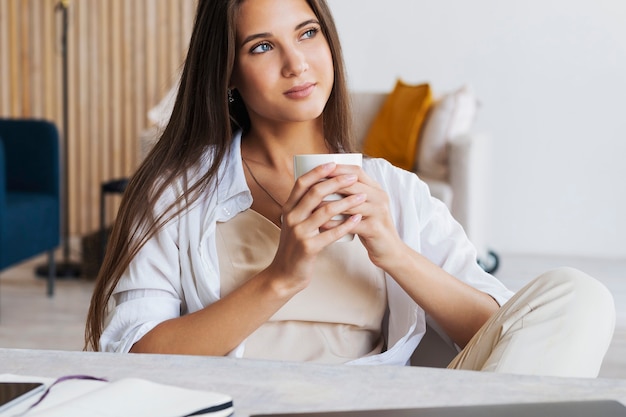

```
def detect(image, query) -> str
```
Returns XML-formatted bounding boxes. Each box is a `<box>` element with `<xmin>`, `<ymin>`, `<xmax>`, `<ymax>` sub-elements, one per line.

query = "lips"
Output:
<box><xmin>284</xmin><ymin>83</ymin><xmax>316</xmax><ymax>99</ymax></box>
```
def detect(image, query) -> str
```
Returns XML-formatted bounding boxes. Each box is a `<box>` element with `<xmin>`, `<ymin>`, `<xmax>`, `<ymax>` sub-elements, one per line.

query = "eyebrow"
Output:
<box><xmin>240</xmin><ymin>19</ymin><xmax>320</xmax><ymax>48</ymax></box>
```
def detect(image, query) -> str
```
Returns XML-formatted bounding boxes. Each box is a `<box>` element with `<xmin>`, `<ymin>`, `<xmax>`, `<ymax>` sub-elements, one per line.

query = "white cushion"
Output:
<box><xmin>416</xmin><ymin>85</ymin><xmax>478</xmax><ymax>180</ymax></box>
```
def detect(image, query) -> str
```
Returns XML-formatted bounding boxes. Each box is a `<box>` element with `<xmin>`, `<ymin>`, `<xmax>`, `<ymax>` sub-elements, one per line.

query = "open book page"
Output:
<box><xmin>0</xmin><ymin>374</ymin><xmax>233</xmax><ymax>417</ymax></box>
<box><xmin>0</xmin><ymin>375</ymin><xmax>106</xmax><ymax>416</ymax></box>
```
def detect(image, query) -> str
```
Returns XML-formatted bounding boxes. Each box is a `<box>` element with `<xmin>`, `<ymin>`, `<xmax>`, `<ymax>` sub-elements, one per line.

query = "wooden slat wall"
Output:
<box><xmin>0</xmin><ymin>0</ymin><xmax>197</xmax><ymax>239</ymax></box>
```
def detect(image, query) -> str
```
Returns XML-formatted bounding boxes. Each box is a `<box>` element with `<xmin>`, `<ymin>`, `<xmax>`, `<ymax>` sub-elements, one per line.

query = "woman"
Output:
<box><xmin>85</xmin><ymin>0</ymin><xmax>615</xmax><ymax>377</ymax></box>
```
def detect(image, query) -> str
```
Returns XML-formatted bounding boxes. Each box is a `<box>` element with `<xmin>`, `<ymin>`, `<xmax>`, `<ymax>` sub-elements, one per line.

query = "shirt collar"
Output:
<box><xmin>214</xmin><ymin>130</ymin><xmax>252</xmax><ymax>209</ymax></box>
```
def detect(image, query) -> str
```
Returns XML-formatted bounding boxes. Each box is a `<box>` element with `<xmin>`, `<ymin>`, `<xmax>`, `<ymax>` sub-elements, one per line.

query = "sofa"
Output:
<box><xmin>351</xmin><ymin>82</ymin><xmax>498</xmax><ymax>274</ymax></box>
<box><xmin>0</xmin><ymin>119</ymin><xmax>60</xmax><ymax>297</ymax></box>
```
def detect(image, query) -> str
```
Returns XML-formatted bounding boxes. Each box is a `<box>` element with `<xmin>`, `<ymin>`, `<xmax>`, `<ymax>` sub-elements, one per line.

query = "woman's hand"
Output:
<box><xmin>321</xmin><ymin>164</ymin><xmax>406</xmax><ymax>269</ymax></box>
<box><xmin>267</xmin><ymin>162</ymin><xmax>366</xmax><ymax>295</ymax></box>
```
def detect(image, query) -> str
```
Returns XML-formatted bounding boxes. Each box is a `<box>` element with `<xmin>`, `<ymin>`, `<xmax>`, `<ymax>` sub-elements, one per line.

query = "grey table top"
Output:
<box><xmin>2</xmin><ymin>348</ymin><xmax>625</xmax><ymax>416</ymax></box>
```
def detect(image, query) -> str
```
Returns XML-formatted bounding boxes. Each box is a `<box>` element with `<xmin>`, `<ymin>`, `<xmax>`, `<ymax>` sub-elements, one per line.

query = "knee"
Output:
<box><xmin>493</xmin><ymin>268</ymin><xmax>616</xmax><ymax>377</ymax></box>
<box><xmin>534</xmin><ymin>267</ymin><xmax>615</xmax><ymax>336</ymax></box>
<box><xmin>537</xmin><ymin>267</ymin><xmax>614</xmax><ymax>306</ymax></box>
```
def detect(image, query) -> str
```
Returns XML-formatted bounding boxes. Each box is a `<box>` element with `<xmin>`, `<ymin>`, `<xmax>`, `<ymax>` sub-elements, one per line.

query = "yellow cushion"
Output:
<box><xmin>362</xmin><ymin>80</ymin><xmax>432</xmax><ymax>171</ymax></box>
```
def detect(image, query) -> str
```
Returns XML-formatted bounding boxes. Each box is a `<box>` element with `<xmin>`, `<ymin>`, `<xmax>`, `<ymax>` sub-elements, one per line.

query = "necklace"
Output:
<box><xmin>242</xmin><ymin>157</ymin><xmax>285</xmax><ymax>210</ymax></box>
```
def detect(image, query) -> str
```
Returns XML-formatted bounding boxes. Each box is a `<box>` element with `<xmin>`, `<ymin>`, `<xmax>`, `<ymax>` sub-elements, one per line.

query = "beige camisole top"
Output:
<box><xmin>216</xmin><ymin>209</ymin><xmax>387</xmax><ymax>363</ymax></box>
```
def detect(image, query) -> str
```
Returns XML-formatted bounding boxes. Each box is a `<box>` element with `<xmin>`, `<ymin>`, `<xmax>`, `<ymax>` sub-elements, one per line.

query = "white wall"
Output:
<box><xmin>328</xmin><ymin>0</ymin><xmax>626</xmax><ymax>259</ymax></box>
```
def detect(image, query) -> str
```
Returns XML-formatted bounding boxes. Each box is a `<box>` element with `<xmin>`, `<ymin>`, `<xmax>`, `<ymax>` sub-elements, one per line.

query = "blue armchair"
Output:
<box><xmin>0</xmin><ymin>119</ymin><xmax>60</xmax><ymax>296</ymax></box>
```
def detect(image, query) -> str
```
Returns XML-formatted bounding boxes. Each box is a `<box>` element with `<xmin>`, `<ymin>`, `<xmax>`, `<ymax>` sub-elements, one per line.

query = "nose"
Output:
<box><xmin>281</xmin><ymin>46</ymin><xmax>309</xmax><ymax>77</ymax></box>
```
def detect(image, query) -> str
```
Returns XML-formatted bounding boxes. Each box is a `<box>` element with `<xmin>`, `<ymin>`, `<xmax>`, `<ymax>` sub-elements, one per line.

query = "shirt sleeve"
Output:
<box><xmin>367</xmin><ymin>158</ymin><xmax>514</xmax><ymax>307</ymax></box>
<box><xmin>100</xmin><ymin>205</ymin><xmax>184</xmax><ymax>353</ymax></box>
<box><xmin>416</xmin><ymin>183</ymin><xmax>514</xmax><ymax>306</ymax></box>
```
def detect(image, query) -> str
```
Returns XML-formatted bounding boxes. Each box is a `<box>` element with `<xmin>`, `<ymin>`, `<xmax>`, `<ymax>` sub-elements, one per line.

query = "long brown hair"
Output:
<box><xmin>84</xmin><ymin>0</ymin><xmax>355</xmax><ymax>351</ymax></box>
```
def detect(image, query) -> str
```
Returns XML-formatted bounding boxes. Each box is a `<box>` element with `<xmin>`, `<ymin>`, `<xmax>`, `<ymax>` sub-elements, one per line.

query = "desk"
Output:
<box><xmin>2</xmin><ymin>348</ymin><xmax>625</xmax><ymax>416</ymax></box>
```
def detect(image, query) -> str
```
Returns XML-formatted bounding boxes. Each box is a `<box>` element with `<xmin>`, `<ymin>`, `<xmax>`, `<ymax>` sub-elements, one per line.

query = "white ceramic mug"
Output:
<box><xmin>293</xmin><ymin>153</ymin><xmax>363</xmax><ymax>242</ymax></box>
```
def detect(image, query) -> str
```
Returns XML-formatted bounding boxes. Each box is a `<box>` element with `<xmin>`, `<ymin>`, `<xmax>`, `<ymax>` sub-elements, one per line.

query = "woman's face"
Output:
<box><xmin>231</xmin><ymin>0</ymin><xmax>334</xmax><ymax>128</ymax></box>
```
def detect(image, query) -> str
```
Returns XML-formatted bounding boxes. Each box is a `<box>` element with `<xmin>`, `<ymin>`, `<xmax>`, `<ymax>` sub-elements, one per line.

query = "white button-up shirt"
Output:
<box><xmin>101</xmin><ymin>131</ymin><xmax>514</xmax><ymax>365</ymax></box>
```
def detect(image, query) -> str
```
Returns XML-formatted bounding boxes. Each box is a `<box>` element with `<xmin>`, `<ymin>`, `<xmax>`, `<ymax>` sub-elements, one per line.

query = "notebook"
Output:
<box><xmin>250</xmin><ymin>400</ymin><xmax>626</xmax><ymax>417</ymax></box>
<box><xmin>0</xmin><ymin>374</ymin><xmax>233</xmax><ymax>417</ymax></box>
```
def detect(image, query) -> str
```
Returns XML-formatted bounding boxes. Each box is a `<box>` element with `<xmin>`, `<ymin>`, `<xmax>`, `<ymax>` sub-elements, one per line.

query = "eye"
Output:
<box><xmin>301</xmin><ymin>27</ymin><xmax>320</xmax><ymax>40</ymax></box>
<box><xmin>250</xmin><ymin>42</ymin><xmax>272</xmax><ymax>54</ymax></box>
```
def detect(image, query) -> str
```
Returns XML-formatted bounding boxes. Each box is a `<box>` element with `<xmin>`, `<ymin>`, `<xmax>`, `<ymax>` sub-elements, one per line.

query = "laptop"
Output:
<box><xmin>250</xmin><ymin>400</ymin><xmax>626</xmax><ymax>417</ymax></box>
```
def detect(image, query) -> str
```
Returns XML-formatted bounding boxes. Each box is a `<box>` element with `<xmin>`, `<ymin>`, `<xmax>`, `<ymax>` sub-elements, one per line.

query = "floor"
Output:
<box><xmin>1</xmin><ymin>252</ymin><xmax>624</xmax><ymax>379</ymax></box>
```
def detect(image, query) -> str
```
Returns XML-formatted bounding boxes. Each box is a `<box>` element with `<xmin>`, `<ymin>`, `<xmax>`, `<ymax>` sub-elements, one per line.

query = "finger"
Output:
<box><xmin>283</xmin><ymin>192</ymin><xmax>365</xmax><ymax>250</ymax></box>
<box><xmin>292</xmin><ymin>162</ymin><xmax>337</xmax><ymax>195</ymax></box>
<box><xmin>314</xmin><ymin>192</ymin><xmax>366</xmax><ymax>224</ymax></box>
<box><xmin>283</xmin><ymin>205</ymin><xmax>363</xmax><ymax>254</ymax></box>
<box><xmin>317</xmin><ymin>213</ymin><xmax>362</xmax><ymax>243</ymax></box>
<box><xmin>286</xmin><ymin>173</ymin><xmax>359</xmax><ymax>225</ymax></box>
<box><xmin>283</xmin><ymin>162</ymin><xmax>336</xmax><ymax>213</ymax></box>
<box><xmin>326</xmin><ymin>163</ymin><xmax>382</xmax><ymax>190</ymax></box>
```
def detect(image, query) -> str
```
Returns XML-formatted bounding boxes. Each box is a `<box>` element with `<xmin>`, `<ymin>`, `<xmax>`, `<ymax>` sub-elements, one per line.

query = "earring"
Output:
<box><xmin>227</xmin><ymin>89</ymin><xmax>234</xmax><ymax>103</ymax></box>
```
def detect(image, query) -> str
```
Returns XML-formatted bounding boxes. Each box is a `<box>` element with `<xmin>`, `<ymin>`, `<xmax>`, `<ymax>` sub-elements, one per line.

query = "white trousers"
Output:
<box><xmin>447</xmin><ymin>267</ymin><xmax>616</xmax><ymax>378</ymax></box>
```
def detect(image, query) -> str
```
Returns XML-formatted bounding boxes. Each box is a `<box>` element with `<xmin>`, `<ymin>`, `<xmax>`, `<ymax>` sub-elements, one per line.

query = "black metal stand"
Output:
<box><xmin>36</xmin><ymin>0</ymin><xmax>81</xmax><ymax>280</ymax></box>
<box><xmin>100</xmin><ymin>178</ymin><xmax>129</xmax><ymax>265</ymax></box>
